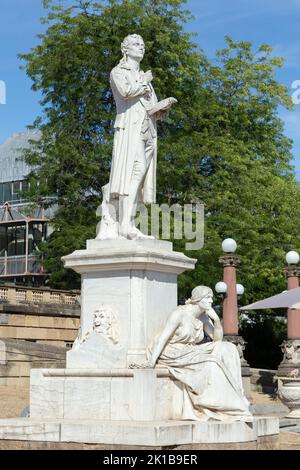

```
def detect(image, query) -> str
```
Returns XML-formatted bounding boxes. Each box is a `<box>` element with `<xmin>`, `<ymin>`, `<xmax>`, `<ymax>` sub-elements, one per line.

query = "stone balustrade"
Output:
<box><xmin>0</xmin><ymin>285</ymin><xmax>80</xmax><ymax>306</ymax></box>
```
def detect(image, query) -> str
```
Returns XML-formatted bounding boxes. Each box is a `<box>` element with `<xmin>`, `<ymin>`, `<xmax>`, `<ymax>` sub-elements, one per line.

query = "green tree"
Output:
<box><xmin>21</xmin><ymin>0</ymin><xmax>207</xmax><ymax>287</ymax></box>
<box><xmin>20</xmin><ymin>0</ymin><xmax>300</xmax><ymax>307</ymax></box>
<box><xmin>179</xmin><ymin>37</ymin><xmax>300</xmax><ymax>305</ymax></box>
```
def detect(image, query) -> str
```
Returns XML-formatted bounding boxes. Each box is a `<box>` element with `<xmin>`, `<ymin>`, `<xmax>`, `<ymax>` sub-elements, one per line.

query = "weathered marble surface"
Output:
<box><xmin>0</xmin><ymin>416</ymin><xmax>279</xmax><ymax>446</ymax></box>
<box><xmin>63</xmin><ymin>239</ymin><xmax>196</xmax><ymax>368</ymax></box>
<box><xmin>30</xmin><ymin>368</ymin><xmax>183</xmax><ymax>421</ymax></box>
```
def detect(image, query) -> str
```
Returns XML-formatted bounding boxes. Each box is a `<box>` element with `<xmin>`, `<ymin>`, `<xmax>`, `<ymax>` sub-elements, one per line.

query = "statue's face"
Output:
<box><xmin>94</xmin><ymin>310</ymin><xmax>102</xmax><ymax>327</ymax></box>
<box><xmin>94</xmin><ymin>309</ymin><xmax>111</xmax><ymax>331</ymax></box>
<box><xmin>198</xmin><ymin>294</ymin><xmax>213</xmax><ymax>311</ymax></box>
<box><xmin>125</xmin><ymin>37</ymin><xmax>145</xmax><ymax>62</ymax></box>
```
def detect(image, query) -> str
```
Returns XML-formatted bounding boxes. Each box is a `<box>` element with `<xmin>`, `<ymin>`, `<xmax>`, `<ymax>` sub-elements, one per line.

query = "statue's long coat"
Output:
<box><xmin>108</xmin><ymin>62</ymin><xmax>158</xmax><ymax>204</ymax></box>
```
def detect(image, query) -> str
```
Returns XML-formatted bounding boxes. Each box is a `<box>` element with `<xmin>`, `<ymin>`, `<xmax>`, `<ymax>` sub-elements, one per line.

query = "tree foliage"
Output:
<box><xmin>20</xmin><ymin>0</ymin><xmax>300</xmax><ymax>308</ymax></box>
<box><xmin>240</xmin><ymin>313</ymin><xmax>286</xmax><ymax>369</ymax></box>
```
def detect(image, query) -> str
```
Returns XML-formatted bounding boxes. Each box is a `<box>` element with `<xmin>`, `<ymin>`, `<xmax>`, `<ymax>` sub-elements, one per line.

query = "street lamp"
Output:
<box><xmin>286</xmin><ymin>251</ymin><xmax>300</xmax><ymax>266</ymax></box>
<box><xmin>215</xmin><ymin>281</ymin><xmax>227</xmax><ymax>298</ymax></box>
<box><xmin>278</xmin><ymin>250</ymin><xmax>300</xmax><ymax>376</ymax></box>
<box><xmin>284</xmin><ymin>250</ymin><xmax>300</xmax><ymax>339</ymax></box>
<box><xmin>284</xmin><ymin>250</ymin><xmax>300</xmax><ymax>292</ymax></box>
<box><xmin>222</xmin><ymin>238</ymin><xmax>237</xmax><ymax>254</ymax></box>
<box><xmin>236</xmin><ymin>283</ymin><xmax>245</xmax><ymax>297</ymax></box>
<box><xmin>218</xmin><ymin>239</ymin><xmax>250</xmax><ymax>392</ymax></box>
<box><xmin>218</xmin><ymin>238</ymin><xmax>240</xmax><ymax>335</ymax></box>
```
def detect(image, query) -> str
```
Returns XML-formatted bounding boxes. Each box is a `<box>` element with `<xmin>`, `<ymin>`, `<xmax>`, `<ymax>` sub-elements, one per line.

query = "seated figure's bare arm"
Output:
<box><xmin>203</xmin><ymin>309</ymin><xmax>223</xmax><ymax>342</ymax></box>
<box><xmin>148</xmin><ymin>311</ymin><xmax>182</xmax><ymax>366</ymax></box>
<box><xmin>130</xmin><ymin>309</ymin><xmax>182</xmax><ymax>369</ymax></box>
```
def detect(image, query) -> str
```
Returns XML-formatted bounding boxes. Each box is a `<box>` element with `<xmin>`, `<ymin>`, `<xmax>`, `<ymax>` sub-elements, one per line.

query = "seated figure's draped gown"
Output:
<box><xmin>154</xmin><ymin>305</ymin><xmax>252</xmax><ymax>422</ymax></box>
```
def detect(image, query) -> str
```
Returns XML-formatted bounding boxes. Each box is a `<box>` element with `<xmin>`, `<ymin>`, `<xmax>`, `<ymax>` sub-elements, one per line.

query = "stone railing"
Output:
<box><xmin>0</xmin><ymin>285</ymin><xmax>80</xmax><ymax>306</ymax></box>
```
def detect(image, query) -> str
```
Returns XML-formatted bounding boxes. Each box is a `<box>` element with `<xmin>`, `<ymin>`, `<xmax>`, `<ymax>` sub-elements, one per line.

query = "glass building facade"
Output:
<box><xmin>0</xmin><ymin>180</ymin><xmax>29</xmax><ymax>205</ymax></box>
<box><xmin>0</xmin><ymin>131</ymin><xmax>49</xmax><ymax>285</ymax></box>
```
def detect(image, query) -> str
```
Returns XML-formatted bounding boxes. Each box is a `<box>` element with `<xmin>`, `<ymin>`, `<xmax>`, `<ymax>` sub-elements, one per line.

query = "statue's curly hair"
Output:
<box><xmin>121</xmin><ymin>34</ymin><xmax>144</xmax><ymax>57</ymax></box>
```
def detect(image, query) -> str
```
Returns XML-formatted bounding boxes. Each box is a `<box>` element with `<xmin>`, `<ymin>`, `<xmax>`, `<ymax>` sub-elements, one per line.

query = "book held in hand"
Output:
<box><xmin>148</xmin><ymin>97</ymin><xmax>178</xmax><ymax>117</ymax></box>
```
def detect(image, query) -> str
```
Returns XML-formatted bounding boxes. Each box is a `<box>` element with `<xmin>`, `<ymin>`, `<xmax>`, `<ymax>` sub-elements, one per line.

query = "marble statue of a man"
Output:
<box><xmin>97</xmin><ymin>34</ymin><xmax>176</xmax><ymax>240</ymax></box>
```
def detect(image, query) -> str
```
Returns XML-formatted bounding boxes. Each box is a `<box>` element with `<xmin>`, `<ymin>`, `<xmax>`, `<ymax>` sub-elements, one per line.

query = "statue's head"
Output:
<box><xmin>121</xmin><ymin>34</ymin><xmax>145</xmax><ymax>63</ymax></box>
<box><xmin>93</xmin><ymin>307</ymin><xmax>111</xmax><ymax>331</ymax></box>
<box><xmin>93</xmin><ymin>306</ymin><xmax>119</xmax><ymax>344</ymax></box>
<box><xmin>186</xmin><ymin>286</ymin><xmax>213</xmax><ymax>310</ymax></box>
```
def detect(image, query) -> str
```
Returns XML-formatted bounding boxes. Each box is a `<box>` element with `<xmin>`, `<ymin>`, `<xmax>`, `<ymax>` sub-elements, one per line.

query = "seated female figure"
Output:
<box><xmin>144</xmin><ymin>286</ymin><xmax>252</xmax><ymax>422</ymax></box>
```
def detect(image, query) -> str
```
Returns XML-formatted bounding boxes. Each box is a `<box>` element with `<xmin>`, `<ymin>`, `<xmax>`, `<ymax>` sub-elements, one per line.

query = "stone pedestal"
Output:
<box><xmin>62</xmin><ymin>239</ymin><xmax>196</xmax><ymax>368</ymax></box>
<box><xmin>0</xmin><ymin>415</ymin><xmax>279</xmax><ymax>447</ymax></box>
<box><xmin>26</xmin><ymin>238</ymin><xmax>198</xmax><ymax>430</ymax></box>
<box><xmin>28</xmin><ymin>239</ymin><xmax>196</xmax><ymax>426</ymax></box>
<box><xmin>30</xmin><ymin>368</ymin><xmax>184</xmax><ymax>421</ymax></box>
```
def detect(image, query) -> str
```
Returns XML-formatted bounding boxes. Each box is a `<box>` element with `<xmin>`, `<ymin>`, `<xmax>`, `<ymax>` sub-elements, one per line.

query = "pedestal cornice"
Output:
<box><xmin>62</xmin><ymin>239</ymin><xmax>196</xmax><ymax>275</ymax></box>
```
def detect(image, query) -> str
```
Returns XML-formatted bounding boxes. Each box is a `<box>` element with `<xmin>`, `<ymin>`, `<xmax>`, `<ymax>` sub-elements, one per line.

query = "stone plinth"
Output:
<box><xmin>62</xmin><ymin>239</ymin><xmax>196</xmax><ymax>368</ymax></box>
<box><xmin>0</xmin><ymin>416</ymin><xmax>279</xmax><ymax>446</ymax></box>
<box><xmin>30</xmin><ymin>368</ymin><xmax>184</xmax><ymax>421</ymax></box>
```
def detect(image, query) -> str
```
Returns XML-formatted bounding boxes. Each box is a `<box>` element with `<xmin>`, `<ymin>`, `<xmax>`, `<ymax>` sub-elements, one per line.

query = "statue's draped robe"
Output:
<box><xmin>155</xmin><ymin>306</ymin><xmax>252</xmax><ymax>422</ymax></box>
<box><xmin>109</xmin><ymin>62</ymin><xmax>158</xmax><ymax>204</ymax></box>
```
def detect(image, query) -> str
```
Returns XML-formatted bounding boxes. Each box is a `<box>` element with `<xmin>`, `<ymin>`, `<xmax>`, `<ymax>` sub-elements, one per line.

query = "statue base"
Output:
<box><xmin>5</xmin><ymin>364</ymin><xmax>279</xmax><ymax>447</ymax></box>
<box><xmin>30</xmin><ymin>368</ymin><xmax>184</xmax><ymax>421</ymax></box>
<box><xmin>5</xmin><ymin>238</ymin><xmax>278</xmax><ymax>447</ymax></box>
<box><xmin>0</xmin><ymin>415</ymin><xmax>278</xmax><ymax>447</ymax></box>
<box><xmin>62</xmin><ymin>238</ymin><xmax>196</xmax><ymax>368</ymax></box>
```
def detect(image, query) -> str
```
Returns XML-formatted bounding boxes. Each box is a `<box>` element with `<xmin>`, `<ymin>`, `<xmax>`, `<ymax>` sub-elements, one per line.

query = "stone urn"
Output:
<box><xmin>278</xmin><ymin>377</ymin><xmax>300</xmax><ymax>418</ymax></box>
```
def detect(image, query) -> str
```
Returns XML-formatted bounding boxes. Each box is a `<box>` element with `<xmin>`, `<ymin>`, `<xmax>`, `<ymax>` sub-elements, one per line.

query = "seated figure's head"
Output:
<box><xmin>186</xmin><ymin>286</ymin><xmax>213</xmax><ymax>311</ymax></box>
<box><xmin>121</xmin><ymin>34</ymin><xmax>145</xmax><ymax>63</ymax></box>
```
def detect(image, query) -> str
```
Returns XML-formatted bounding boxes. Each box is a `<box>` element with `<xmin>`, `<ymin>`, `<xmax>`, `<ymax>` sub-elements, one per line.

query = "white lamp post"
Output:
<box><xmin>222</xmin><ymin>238</ymin><xmax>237</xmax><ymax>254</ymax></box>
<box><xmin>236</xmin><ymin>284</ymin><xmax>245</xmax><ymax>296</ymax></box>
<box><xmin>286</xmin><ymin>251</ymin><xmax>300</xmax><ymax>266</ymax></box>
<box><xmin>215</xmin><ymin>281</ymin><xmax>227</xmax><ymax>299</ymax></box>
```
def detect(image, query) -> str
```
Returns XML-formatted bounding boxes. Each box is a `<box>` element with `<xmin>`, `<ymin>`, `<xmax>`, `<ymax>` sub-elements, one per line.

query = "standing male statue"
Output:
<box><xmin>97</xmin><ymin>34</ymin><xmax>176</xmax><ymax>240</ymax></box>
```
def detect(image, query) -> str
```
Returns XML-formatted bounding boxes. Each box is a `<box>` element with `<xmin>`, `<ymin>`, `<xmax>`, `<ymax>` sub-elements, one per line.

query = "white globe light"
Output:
<box><xmin>286</xmin><ymin>251</ymin><xmax>300</xmax><ymax>265</ymax></box>
<box><xmin>215</xmin><ymin>281</ymin><xmax>227</xmax><ymax>294</ymax></box>
<box><xmin>236</xmin><ymin>284</ymin><xmax>245</xmax><ymax>296</ymax></box>
<box><xmin>222</xmin><ymin>238</ymin><xmax>237</xmax><ymax>254</ymax></box>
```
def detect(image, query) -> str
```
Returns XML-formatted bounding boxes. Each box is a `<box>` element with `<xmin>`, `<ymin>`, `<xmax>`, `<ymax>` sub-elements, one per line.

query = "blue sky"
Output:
<box><xmin>1</xmin><ymin>0</ymin><xmax>300</xmax><ymax>176</ymax></box>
